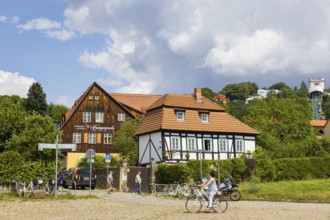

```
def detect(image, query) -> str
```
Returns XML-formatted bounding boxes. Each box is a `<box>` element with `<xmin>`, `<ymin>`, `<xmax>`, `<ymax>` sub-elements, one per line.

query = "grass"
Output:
<box><xmin>0</xmin><ymin>191</ymin><xmax>98</xmax><ymax>201</ymax></box>
<box><xmin>239</xmin><ymin>178</ymin><xmax>330</xmax><ymax>203</ymax></box>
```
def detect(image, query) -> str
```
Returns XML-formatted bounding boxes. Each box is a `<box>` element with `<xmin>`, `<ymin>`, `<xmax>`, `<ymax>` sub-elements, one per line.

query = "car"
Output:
<box><xmin>63</xmin><ymin>167</ymin><xmax>97</xmax><ymax>190</ymax></box>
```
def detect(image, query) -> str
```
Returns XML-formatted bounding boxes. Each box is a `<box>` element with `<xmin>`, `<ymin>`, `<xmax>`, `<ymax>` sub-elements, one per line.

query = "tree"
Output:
<box><xmin>201</xmin><ymin>87</ymin><xmax>217</xmax><ymax>101</ymax></box>
<box><xmin>227</xmin><ymin>100</ymin><xmax>248</xmax><ymax>120</ymax></box>
<box><xmin>4</xmin><ymin>113</ymin><xmax>59</xmax><ymax>161</ymax></box>
<box><xmin>221</xmin><ymin>82</ymin><xmax>258</xmax><ymax>101</ymax></box>
<box><xmin>113</xmin><ymin>119</ymin><xmax>141</xmax><ymax>166</ymax></box>
<box><xmin>243</xmin><ymin>97</ymin><xmax>315</xmax><ymax>158</ymax></box>
<box><xmin>322</xmin><ymin>94</ymin><xmax>330</xmax><ymax>119</ymax></box>
<box><xmin>24</xmin><ymin>82</ymin><xmax>47</xmax><ymax>115</ymax></box>
<box><xmin>0</xmin><ymin>96</ymin><xmax>27</xmax><ymax>152</ymax></box>
<box><xmin>46</xmin><ymin>103</ymin><xmax>68</xmax><ymax>124</ymax></box>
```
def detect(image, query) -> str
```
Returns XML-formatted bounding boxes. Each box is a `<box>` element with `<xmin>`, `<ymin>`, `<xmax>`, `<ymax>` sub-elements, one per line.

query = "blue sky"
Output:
<box><xmin>0</xmin><ymin>0</ymin><xmax>329</xmax><ymax>107</ymax></box>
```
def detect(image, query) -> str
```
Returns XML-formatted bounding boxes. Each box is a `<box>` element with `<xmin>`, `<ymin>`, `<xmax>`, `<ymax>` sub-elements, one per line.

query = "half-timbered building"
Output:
<box><xmin>135</xmin><ymin>88</ymin><xmax>260</xmax><ymax>165</ymax></box>
<box><xmin>60</xmin><ymin>82</ymin><xmax>161</xmax><ymax>168</ymax></box>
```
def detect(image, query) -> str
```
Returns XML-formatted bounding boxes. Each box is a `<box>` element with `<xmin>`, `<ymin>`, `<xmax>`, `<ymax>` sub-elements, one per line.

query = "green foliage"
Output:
<box><xmin>227</xmin><ymin>100</ymin><xmax>248</xmax><ymax>120</ymax></box>
<box><xmin>255</xmin><ymin>157</ymin><xmax>330</xmax><ymax>181</ymax></box>
<box><xmin>0</xmin><ymin>151</ymin><xmax>54</xmax><ymax>184</ymax></box>
<box><xmin>77</xmin><ymin>155</ymin><xmax>120</xmax><ymax>169</ymax></box>
<box><xmin>114</xmin><ymin>119</ymin><xmax>141</xmax><ymax>166</ymax></box>
<box><xmin>24</xmin><ymin>82</ymin><xmax>47</xmax><ymax>115</ymax></box>
<box><xmin>243</xmin><ymin>96</ymin><xmax>316</xmax><ymax>158</ymax></box>
<box><xmin>46</xmin><ymin>103</ymin><xmax>68</xmax><ymax>124</ymax></box>
<box><xmin>156</xmin><ymin>163</ymin><xmax>191</xmax><ymax>184</ymax></box>
<box><xmin>201</xmin><ymin>87</ymin><xmax>218</xmax><ymax>101</ymax></box>
<box><xmin>221</xmin><ymin>82</ymin><xmax>258</xmax><ymax>101</ymax></box>
<box><xmin>4</xmin><ymin>113</ymin><xmax>59</xmax><ymax>161</ymax></box>
<box><xmin>247</xmin><ymin>175</ymin><xmax>261</xmax><ymax>193</ymax></box>
<box><xmin>254</xmin><ymin>159</ymin><xmax>276</xmax><ymax>182</ymax></box>
<box><xmin>0</xmin><ymin>96</ymin><xmax>27</xmax><ymax>152</ymax></box>
<box><xmin>322</xmin><ymin>94</ymin><xmax>330</xmax><ymax>119</ymax></box>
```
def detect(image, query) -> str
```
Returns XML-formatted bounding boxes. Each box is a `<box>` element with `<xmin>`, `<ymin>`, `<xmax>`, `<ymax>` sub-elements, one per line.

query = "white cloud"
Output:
<box><xmin>17</xmin><ymin>18</ymin><xmax>61</xmax><ymax>31</ymax></box>
<box><xmin>11</xmin><ymin>16</ymin><xmax>20</xmax><ymax>24</ymax></box>
<box><xmin>0</xmin><ymin>16</ymin><xmax>7</xmax><ymax>23</ymax></box>
<box><xmin>0</xmin><ymin>70</ymin><xmax>35</xmax><ymax>97</ymax></box>
<box><xmin>46</xmin><ymin>29</ymin><xmax>77</xmax><ymax>41</ymax></box>
<box><xmin>54</xmin><ymin>96</ymin><xmax>75</xmax><ymax>108</ymax></box>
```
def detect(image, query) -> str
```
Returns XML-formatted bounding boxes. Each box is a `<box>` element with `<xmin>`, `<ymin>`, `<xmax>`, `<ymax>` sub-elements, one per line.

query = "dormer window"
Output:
<box><xmin>176</xmin><ymin>111</ymin><xmax>185</xmax><ymax>121</ymax></box>
<box><xmin>201</xmin><ymin>113</ymin><xmax>209</xmax><ymax>123</ymax></box>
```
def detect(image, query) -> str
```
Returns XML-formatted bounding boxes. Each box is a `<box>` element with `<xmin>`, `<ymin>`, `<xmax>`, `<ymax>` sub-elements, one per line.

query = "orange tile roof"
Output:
<box><xmin>110</xmin><ymin>93</ymin><xmax>162</xmax><ymax>113</ymax></box>
<box><xmin>310</xmin><ymin>120</ymin><xmax>327</xmax><ymax>127</ymax></box>
<box><xmin>148</xmin><ymin>93</ymin><xmax>225</xmax><ymax>111</ymax></box>
<box><xmin>135</xmin><ymin>93</ymin><xmax>260</xmax><ymax>135</ymax></box>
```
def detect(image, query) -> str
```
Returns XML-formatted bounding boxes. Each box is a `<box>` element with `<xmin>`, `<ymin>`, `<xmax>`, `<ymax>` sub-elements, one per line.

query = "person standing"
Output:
<box><xmin>107</xmin><ymin>171</ymin><xmax>113</xmax><ymax>194</ymax></box>
<box><xmin>134</xmin><ymin>171</ymin><xmax>142</xmax><ymax>195</ymax></box>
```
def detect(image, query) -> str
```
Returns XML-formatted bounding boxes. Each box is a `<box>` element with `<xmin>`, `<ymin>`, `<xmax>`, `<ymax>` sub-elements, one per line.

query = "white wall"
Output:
<box><xmin>138</xmin><ymin>132</ymin><xmax>162</xmax><ymax>164</ymax></box>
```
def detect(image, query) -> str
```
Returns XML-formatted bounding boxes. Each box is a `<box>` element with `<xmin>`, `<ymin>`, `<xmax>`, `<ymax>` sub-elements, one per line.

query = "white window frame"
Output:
<box><xmin>83</xmin><ymin>112</ymin><xmax>91</xmax><ymax>123</ymax></box>
<box><xmin>104</xmin><ymin>133</ymin><xmax>112</xmax><ymax>145</ymax></box>
<box><xmin>219</xmin><ymin>139</ymin><xmax>227</xmax><ymax>152</ymax></box>
<box><xmin>201</xmin><ymin>113</ymin><xmax>209</xmax><ymax>123</ymax></box>
<box><xmin>95</xmin><ymin>112</ymin><xmax>104</xmax><ymax>123</ymax></box>
<box><xmin>72</xmin><ymin>132</ymin><xmax>81</xmax><ymax>144</ymax></box>
<box><xmin>88</xmin><ymin>95</ymin><xmax>93</xmax><ymax>100</ymax></box>
<box><xmin>88</xmin><ymin>133</ymin><xmax>96</xmax><ymax>144</ymax></box>
<box><xmin>235</xmin><ymin>139</ymin><xmax>244</xmax><ymax>152</ymax></box>
<box><xmin>94</xmin><ymin>95</ymin><xmax>100</xmax><ymax>100</ymax></box>
<box><xmin>118</xmin><ymin>113</ymin><xmax>125</xmax><ymax>121</ymax></box>
<box><xmin>187</xmin><ymin>137</ymin><xmax>196</xmax><ymax>151</ymax></box>
<box><xmin>176</xmin><ymin>111</ymin><xmax>184</xmax><ymax>121</ymax></box>
<box><xmin>170</xmin><ymin>136</ymin><xmax>180</xmax><ymax>150</ymax></box>
<box><xmin>203</xmin><ymin>138</ymin><xmax>212</xmax><ymax>151</ymax></box>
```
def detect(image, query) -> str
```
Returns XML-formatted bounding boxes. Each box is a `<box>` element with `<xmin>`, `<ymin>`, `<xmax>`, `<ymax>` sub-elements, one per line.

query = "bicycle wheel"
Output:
<box><xmin>163</xmin><ymin>188</ymin><xmax>172</xmax><ymax>199</ymax></box>
<box><xmin>212</xmin><ymin>196</ymin><xmax>228</xmax><ymax>213</ymax></box>
<box><xmin>185</xmin><ymin>196</ymin><xmax>202</xmax><ymax>213</ymax></box>
<box><xmin>155</xmin><ymin>185</ymin><xmax>163</xmax><ymax>197</ymax></box>
<box><xmin>177</xmin><ymin>189</ymin><xmax>185</xmax><ymax>200</ymax></box>
<box><xmin>230</xmin><ymin>189</ymin><xmax>241</xmax><ymax>201</ymax></box>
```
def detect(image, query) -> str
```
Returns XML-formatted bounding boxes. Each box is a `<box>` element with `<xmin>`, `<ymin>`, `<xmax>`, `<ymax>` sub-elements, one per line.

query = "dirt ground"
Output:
<box><xmin>0</xmin><ymin>189</ymin><xmax>330</xmax><ymax>220</ymax></box>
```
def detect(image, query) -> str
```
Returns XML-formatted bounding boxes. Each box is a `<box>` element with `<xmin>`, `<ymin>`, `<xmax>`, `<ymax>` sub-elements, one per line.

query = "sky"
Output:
<box><xmin>0</xmin><ymin>0</ymin><xmax>329</xmax><ymax>107</ymax></box>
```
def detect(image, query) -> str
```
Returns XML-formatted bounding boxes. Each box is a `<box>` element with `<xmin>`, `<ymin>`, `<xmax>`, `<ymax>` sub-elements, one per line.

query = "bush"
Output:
<box><xmin>156</xmin><ymin>163</ymin><xmax>191</xmax><ymax>184</ymax></box>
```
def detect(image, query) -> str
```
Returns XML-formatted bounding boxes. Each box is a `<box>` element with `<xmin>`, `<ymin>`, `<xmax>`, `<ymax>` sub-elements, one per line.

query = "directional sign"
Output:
<box><xmin>38</xmin><ymin>143</ymin><xmax>77</xmax><ymax>151</ymax></box>
<box><xmin>105</xmin><ymin>152</ymin><xmax>111</xmax><ymax>163</ymax></box>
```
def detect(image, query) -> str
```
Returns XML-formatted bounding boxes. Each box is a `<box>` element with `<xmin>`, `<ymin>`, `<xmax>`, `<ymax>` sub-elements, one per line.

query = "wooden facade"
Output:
<box><xmin>60</xmin><ymin>82</ymin><xmax>135</xmax><ymax>154</ymax></box>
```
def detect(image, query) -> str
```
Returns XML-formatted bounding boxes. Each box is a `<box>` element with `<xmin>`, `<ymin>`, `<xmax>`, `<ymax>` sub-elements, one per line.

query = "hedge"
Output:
<box><xmin>155</xmin><ymin>156</ymin><xmax>330</xmax><ymax>183</ymax></box>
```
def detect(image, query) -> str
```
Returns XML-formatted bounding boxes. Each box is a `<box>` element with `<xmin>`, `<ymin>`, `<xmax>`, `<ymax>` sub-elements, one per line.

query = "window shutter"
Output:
<box><xmin>84</xmin><ymin>133</ymin><xmax>88</xmax><ymax>143</ymax></box>
<box><xmin>97</xmin><ymin>133</ymin><xmax>102</xmax><ymax>144</ymax></box>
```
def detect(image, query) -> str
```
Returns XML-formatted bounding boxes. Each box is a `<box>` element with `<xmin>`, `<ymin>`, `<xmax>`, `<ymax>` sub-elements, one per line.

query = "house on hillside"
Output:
<box><xmin>60</xmin><ymin>82</ymin><xmax>161</xmax><ymax>168</ymax></box>
<box><xmin>135</xmin><ymin>88</ymin><xmax>260</xmax><ymax>165</ymax></box>
<box><xmin>310</xmin><ymin>119</ymin><xmax>327</xmax><ymax>136</ymax></box>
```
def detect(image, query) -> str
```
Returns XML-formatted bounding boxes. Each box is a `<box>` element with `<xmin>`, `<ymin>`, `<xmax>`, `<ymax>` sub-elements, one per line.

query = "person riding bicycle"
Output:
<box><xmin>201</xmin><ymin>170</ymin><xmax>218</xmax><ymax>212</ymax></box>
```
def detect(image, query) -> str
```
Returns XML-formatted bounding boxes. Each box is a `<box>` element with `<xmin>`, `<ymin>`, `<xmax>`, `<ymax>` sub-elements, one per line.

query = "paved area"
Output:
<box><xmin>0</xmin><ymin>189</ymin><xmax>329</xmax><ymax>220</ymax></box>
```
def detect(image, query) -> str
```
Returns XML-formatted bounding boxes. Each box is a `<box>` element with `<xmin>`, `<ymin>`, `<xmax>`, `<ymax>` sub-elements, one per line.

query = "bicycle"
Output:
<box><xmin>163</xmin><ymin>182</ymin><xmax>185</xmax><ymax>199</ymax></box>
<box><xmin>185</xmin><ymin>185</ymin><xmax>228</xmax><ymax>213</ymax></box>
<box><xmin>44</xmin><ymin>178</ymin><xmax>63</xmax><ymax>195</ymax></box>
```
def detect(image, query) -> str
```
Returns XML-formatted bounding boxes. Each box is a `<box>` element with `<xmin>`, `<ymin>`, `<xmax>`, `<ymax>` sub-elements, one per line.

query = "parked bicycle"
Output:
<box><xmin>185</xmin><ymin>184</ymin><xmax>228</xmax><ymax>213</ymax></box>
<box><xmin>163</xmin><ymin>182</ymin><xmax>186</xmax><ymax>199</ymax></box>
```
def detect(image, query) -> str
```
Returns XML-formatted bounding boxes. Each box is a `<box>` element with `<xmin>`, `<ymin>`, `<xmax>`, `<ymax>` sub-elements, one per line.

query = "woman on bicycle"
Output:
<box><xmin>201</xmin><ymin>171</ymin><xmax>218</xmax><ymax>212</ymax></box>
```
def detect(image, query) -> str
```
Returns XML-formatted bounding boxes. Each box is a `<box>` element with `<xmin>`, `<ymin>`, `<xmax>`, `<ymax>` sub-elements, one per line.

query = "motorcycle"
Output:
<box><xmin>218</xmin><ymin>175</ymin><xmax>241</xmax><ymax>201</ymax></box>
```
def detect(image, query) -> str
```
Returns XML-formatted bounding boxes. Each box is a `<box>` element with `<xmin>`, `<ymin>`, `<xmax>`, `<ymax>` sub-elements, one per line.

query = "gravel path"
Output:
<box><xmin>0</xmin><ymin>189</ymin><xmax>329</xmax><ymax>220</ymax></box>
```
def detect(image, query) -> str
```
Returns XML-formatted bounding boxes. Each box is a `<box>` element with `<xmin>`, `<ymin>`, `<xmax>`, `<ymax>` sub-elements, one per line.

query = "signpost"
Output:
<box><xmin>86</xmin><ymin>149</ymin><xmax>96</xmax><ymax>195</ymax></box>
<box><xmin>105</xmin><ymin>152</ymin><xmax>111</xmax><ymax>190</ymax></box>
<box><xmin>38</xmin><ymin>135</ymin><xmax>76</xmax><ymax>199</ymax></box>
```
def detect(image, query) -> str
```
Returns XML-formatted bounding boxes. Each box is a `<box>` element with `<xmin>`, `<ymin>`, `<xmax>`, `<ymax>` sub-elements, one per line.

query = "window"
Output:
<box><xmin>95</xmin><ymin>95</ymin><xmax>100</xmax><ymax>100</ymax></box>
<box><xmin>235</xmin><ymin>139</ymin><xmax>244</xmax><ymax>152</ymax></box>
<box><xmin>104</xmin><ymin>133</ymin><xmax>112</xmax><ymax>144</ymax></box>
<box><xmin>176</xmin><ymin>111</ymin><xmax>184</xmax><ymax>121</ymax></box>
<box><xmin>187</xmin><ymin>137</ymin><xmax>196</xmax><ymax>151</ymax></box>
<box><xmin>73</xmin><ymin>132</ymin><xmax>81</xmax><ymax>144</ymax></box>
<box><xmin>89</xmin><ymin>95</ymin><xmax>93</xmax><ymax>100</ymax></box>
<box><xmin>170</xmin><ymin>136</ymin><xmax>180</xmax><ymax>150</ymax></box>
<box><xmin>83</xmin><ymin>112</ymin><xmax>91</xmax><ymax>123</ymax></box>
<box><xmin>95</xmin><ymin>112</ymin><xmax>104</xmax><ymax>123</ymax></box>
<box><xmin>219</xmin><ymin>139</ymin><xmax>227</xmax><ymax>152</ymax></box>
<box><xmin>88</xmin><ymin>133</ymin><xmax>96</xmax><ymax>144</ymax></box>
<box><xmin>201</xmin><ymin>113</ymin><xmax>209</xmax><ymax>123</ymax></box>
<box><xmin>118</xmin><ymin>113</ymin><xmax>125</xmax><ymax>121</ymax></box>
<box><xmin>203</xmin><ymin>139</ymin><xmax>212</xmax><ymax>151</ymax></box>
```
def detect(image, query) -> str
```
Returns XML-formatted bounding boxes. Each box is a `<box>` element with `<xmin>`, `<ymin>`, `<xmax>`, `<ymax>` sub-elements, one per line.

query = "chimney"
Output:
<box><xmin>194</xmin><ymin>88</ymin><xmax>203</xmax><ymax>103</ymax></box>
